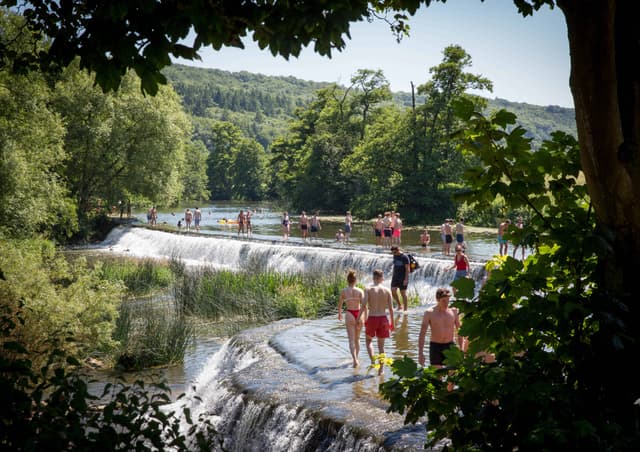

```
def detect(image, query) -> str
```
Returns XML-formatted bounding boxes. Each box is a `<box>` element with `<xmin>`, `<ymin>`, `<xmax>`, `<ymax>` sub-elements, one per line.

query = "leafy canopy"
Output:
<box><xmin>381</xmin><ymin>99</ymin><xmax>639</xmax><ymax>450</ymax></box>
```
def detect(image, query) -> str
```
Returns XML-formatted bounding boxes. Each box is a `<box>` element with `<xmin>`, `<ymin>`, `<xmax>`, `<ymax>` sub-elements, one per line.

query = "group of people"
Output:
<box><xmin>283</xmin><ymin>210</ymin><xmax>323</xmax><ymax>241</ymax></box>
<box><xmin>338</xmin><ymin>267</ymin><xmax>467</xmax><ymax>375</ymax></box>
<box><xmin>177</xmin><ymin>207</ymin><xmax>202</xmax><ymax>231</ymax></box>
<box><xmin>439</xmin><ymin>217</ymin><xmax>466</xmax><ymax>256</ymax></box>
<box><xmin>372</xmin><ymin>211</ymin><xmax>404</xmax><ymax>248</ymax></box>
<box><xmin>236</xmin><ymin>209</ymin><xmax>253</xmax><ymax>237</ymax></box>
<box><xmin>337</xmin><ymin>245</ymin><xmax>470</xmax><ymax>375</ymax></box>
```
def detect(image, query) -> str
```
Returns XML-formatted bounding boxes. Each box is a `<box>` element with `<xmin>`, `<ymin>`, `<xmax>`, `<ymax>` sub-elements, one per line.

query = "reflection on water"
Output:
<box><xmin>272</xmin><ymin>311</ymin><xmax>431</xmax><ymax>404</ymax></box>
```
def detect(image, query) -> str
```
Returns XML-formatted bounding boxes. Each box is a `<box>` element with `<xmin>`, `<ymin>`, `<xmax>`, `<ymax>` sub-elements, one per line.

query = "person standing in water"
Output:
<box><xmin>282</xmin><ymin>211</ymin><xmax>290</xmax><ymax>240</ymax></box>
<box><xmin>390</xmin><ymin>245</ymin><xmax>411</xmax><ymax>313</ymax></box>
<box><xmin>338</xmin><ymin>269</ymin><xmax>365</xmax><ymax>368</ymax></box>
<box><xmin>418</xmin><ymin>288</ymin><xmax>467</xmax><ymax>369</ymax></box>
<box><xmin>299</xmin><ymin>210</ymin><xmax>309</xmax><ymax>241</ymax></box>
<box><xmin>344</xmin><ymin>210</ymin><xmax>353</xmax><ymax>243</ymax></box>
<box><xmin>194</xmin><ymin>207</ymin><xmax>202</xmax><ymax>231</ymax></box>
<box><xmin>512</xmin><ymin>216</ymin><xmax>525</xmax><ymax>260</ymax></box>
<box><xmin>358</xmin><ymin>269</ymin><xmax>394</xmax><ymax>375</ymax></box>
<box><xmin>184</xmin><ymin>208</ymin><xmax>193</xmax><ymax>231</ymax></box>
<box><xmin>310</xmin><ymin>211</ymin><xmax>321</xmax><ymax>240</ymax></box>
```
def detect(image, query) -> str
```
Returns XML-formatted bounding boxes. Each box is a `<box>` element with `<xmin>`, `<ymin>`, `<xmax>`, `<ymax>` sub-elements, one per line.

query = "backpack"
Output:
<box><xmin>408</xmin><ymin>253</ymin><xmax>420</xmax><ymax>273</ymax></box>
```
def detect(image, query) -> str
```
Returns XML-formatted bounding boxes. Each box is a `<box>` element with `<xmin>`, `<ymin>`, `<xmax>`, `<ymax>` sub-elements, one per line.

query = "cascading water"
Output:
<box><xmin>98</xmin><ymin>226</ymin><xmax>487</xmax><ymax>450</ymax></box>
<box><xmin>100</xmin><ymin>226</ymin><xmax>486</xmax><ymax>305</ymax></box>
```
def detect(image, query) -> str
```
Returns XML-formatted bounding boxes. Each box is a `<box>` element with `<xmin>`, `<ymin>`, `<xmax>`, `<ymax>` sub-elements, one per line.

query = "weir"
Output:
<box><xmin>98</xmin><ymin>226</ymin><xmax>487</xmax><ymax>450</ymax></box>
<box><xmin>100</xmin><ymin>226</ymin><xmax>486</xmax><ymax>305</ymax></box>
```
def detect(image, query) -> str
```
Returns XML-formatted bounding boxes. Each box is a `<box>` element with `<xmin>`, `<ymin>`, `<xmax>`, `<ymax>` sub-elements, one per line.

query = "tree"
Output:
<box><xmin>0</xmin><ymin>11</ymin><xmax>77</xmax><ymax>241</ymax></box>
<box><xmin>51</xmin><ymin>64</ymin><xmax>193</xmax><ymax>212</ymax></box>
<box><xmin>182</xmin><ymin>140</ymin><xmax>211</xmax><ymax>203</ymax></box>
<box><xmin>349</xmin><ymin>69</ymin><xmax>392</xmax><ymax>139</ymax></box>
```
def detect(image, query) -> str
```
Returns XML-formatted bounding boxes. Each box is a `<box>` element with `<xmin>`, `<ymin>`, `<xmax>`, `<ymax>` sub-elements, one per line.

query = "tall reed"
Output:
<box><xmin>113</xmin><ymin>296</ymin><xmax>193</xmax><ymax>370</ymax></box>
<box><xmin>99</xmin><ymin>257</ymin><xmax>175</xmax><ymax>295</ymax></box>
<box><xmin>173</xmin><ymin>268</ymin><xmax>343</xmax><ymax>335</ymax></box>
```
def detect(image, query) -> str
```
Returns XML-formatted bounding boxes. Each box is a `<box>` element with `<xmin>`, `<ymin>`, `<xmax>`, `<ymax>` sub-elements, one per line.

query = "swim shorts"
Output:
<box><xmin>429</xmin><ymin>341</ymin><xmax>454</xmax><ymax>366</ymax></box>
<box><xmin>365</xmin><ymin>315</ymin><xmax>391</xmax><ymax>338</ymax></box>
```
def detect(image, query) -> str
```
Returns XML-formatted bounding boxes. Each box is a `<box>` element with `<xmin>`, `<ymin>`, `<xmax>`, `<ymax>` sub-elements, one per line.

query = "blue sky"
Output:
<box><xmin>175</xmin><ymin>1</ymin><xmax>572</xmax><ymax>108</ymax></box>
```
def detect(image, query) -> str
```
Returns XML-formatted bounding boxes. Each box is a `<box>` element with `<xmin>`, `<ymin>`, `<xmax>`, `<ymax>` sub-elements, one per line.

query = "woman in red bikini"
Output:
<box><xmin>338</xmin><ymin>269</ymin><xmax>365</xmax><ymax>367</ymax></box>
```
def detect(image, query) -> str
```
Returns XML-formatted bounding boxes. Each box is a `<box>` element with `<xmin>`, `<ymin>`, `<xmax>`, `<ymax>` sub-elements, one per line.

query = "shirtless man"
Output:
<box><xmin>443</xmin><ymin>219</ymin><xmax>453</xmax><ymax>256</ymax></box>
<box><xmin>338</xmin><ymin>270</ymin><xmax>365</xmax><ymax>367</ymax></box>
<box><xmin>310</xmin><ymin>211</ymin><xmax>321</xmax><ymax>240</ymax></box>
<box><xmin>344</xmin><ymin>211</ymin><xmax>353</xmax><ymax>243</ymax></box>
<box><xmin>299</xmin><ymin>211</ymin><xmax>309</xmax><ymax>241</ymax></box>
<box><xmin>418</xmin><ymin>288</ymin><xmax>467</xmax><ymax>369</ymax></box>
<box><xmin>194</xmin><ymin>207</ymin><xmax>202</xmax><ymax>231</ymax></box>
<box><xmin>373</xmin><ymin>214</ymin><xmax>384</xmax><ymax>247</ymax></box>
<box><xmin>455</xmin><ymin>217</ymin><xmax>465</xmax><ymax>249</ymax></box>
<box><xmin>382</xmin><ymin>212</ymin><xmax>393</xmax><ymax>248</ymax></box>
<box><xmin>358</xmin><ymin>269</ymin><xmax>394</xmax><ymax>375</ymax></box>
<box><xmin>498</xmin><ymin>218</ymin><xmax>511</xmax><ymax>256</ymax></box>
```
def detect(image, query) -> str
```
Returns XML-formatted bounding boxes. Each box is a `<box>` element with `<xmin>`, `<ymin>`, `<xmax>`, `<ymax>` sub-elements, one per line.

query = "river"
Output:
<box><xmin>89</xmin><ymin>205</ymin><xmax>506</xmax><ymax>450</ymax></box>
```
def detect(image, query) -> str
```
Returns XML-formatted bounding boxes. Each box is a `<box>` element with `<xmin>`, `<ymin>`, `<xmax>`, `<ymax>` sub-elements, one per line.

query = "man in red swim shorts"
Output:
<box><xmin>358</xmin><ymin>269</ymin><xmax>395</xmax><ymax>375</ymax></box>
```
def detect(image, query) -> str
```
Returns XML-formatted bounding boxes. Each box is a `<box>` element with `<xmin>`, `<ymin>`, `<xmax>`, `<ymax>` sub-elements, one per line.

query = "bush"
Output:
<box><xmin>113</xmin><ymin>297</ymin><xmax>193</xmax><ymax>370</ymax></box>
<box><xmin>0</xmin><ymin>304</ymin><xmax>219</xmax><ymax>451</ymax></box>
<box><xmin>0</xmin><ymin>235</ymin><xmax>123</xmax><ymax>365</ymax></box>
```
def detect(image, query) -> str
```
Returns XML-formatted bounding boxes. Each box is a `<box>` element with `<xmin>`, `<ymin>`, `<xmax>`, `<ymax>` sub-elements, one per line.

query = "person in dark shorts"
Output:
<box><xmin>418</xmin><ymin>288</ymin><xmax>467</xmax><ymax>368</ymax></box>
<box><xmin>390</xmin><ymin>246</ymin><xmax>411</xmax><ymax>313</ymax></box>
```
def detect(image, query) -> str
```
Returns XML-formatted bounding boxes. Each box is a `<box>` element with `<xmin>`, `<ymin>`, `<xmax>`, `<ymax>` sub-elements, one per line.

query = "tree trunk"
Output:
<box><xmin>557</xmin><ymin>0</ymin><xmax>639</xmax><ymax>397</ymax></box>
<box><xmin>558</xmin><ymin>0</ymin><xmax>640</xmax><ymax>296</ymax></box>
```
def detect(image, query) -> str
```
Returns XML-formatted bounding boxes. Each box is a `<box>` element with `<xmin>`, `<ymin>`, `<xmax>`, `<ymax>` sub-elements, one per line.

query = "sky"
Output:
<box><xmin>174</xmin><ymin>0</ymin><xmax>572</xmax><ymax>108</ymax></box>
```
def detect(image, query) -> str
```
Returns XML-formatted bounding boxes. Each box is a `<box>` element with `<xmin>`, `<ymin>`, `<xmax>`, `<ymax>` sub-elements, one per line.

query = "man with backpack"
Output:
<box><xmin>390</xmin><ymin>245</ymin><xmax>411</xmax><ymax>314</ymax></box>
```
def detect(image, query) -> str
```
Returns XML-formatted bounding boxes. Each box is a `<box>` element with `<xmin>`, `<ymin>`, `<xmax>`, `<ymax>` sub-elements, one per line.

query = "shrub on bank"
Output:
<box><xmin>0</xmin><ymin>235</ymin><xmax>123</xmax><ymax>366</ymax></box>
<box><xmin>113</xmin><ymin>297</ymin><xmax>193</xmax><ymax>370</ymax></box>
<box><xmin>0</xmin><ymin>305</ymin><xmax>217</xmax><ymax>451</ymax></box>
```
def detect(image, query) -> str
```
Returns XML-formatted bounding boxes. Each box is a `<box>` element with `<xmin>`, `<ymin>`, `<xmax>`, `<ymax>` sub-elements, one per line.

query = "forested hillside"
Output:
<box><xmin>163</xmin><ymin>64</ymin><xmax>577</xmax><ymax>150</ymax></box>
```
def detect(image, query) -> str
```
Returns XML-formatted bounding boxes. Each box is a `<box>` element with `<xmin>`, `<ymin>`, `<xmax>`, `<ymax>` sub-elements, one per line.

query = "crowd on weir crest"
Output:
<box><xmin>145</xmin><ymin>206</ymin><xmax>527</xmax><ymax>260</ymax></box>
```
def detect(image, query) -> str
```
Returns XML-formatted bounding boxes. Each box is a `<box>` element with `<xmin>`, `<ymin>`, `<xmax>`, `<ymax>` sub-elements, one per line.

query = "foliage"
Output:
<box><xmin>167</xmin><ymin>63</ymin><xmax>577</xmax><ymax>155</ymax></box>
<box><xmin>51</xmin><ymin>63</ymin><xmax>196</xmax><ymax>212</ymax></box>
<box><xmin>181</xmin><ymin>140</ymin><xmax>212</xmax><ymax>203</ymax></box>
<box><xmin>98</xmin><ymin>257</ymin><xmax>175</xmax><ymax>296</ymax></box>
<box><xmin>0</xmin><ymin>12</ymin><xmax>78</xmax><ymax>241</ymax></box>
<box><xmin>113</xmin><ymin>297</ymin><xmax>193</xmax><ymax>370</ymax></box>
<box><xmin>0</xmin><ymin>304</ymin><xmax>218</xmax><ymax>451</ymax></box>
<box><xmin>173</xmin><ymin>268</ymin><xmax>342</xmax><ymax>336</ymax></box>
<box><xmin>342</xmin><ymin>45</ymin><xmax>491</xmax><ymax>222</ymax></box>
<box><xmin>196</xmin><ymin>118</ymin><xmax>268</xmax><ymax>201</ymax></box>
<box><xmin>0</xmin><ymin>236</ymin><xmax>123</xmax><ymax>364</ymax></box>
<box><xmin>381</xmin><ymin>101</ymin><xmax>640</xmax><ymax>450</ymax></box>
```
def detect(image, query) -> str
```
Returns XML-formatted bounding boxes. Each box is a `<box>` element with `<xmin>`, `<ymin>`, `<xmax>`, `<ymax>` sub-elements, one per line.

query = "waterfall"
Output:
<box><xmin>100</xmin><ymin>226</ymin><xmax>486</xmax><ymax>305</ymax></box>
<box><xmin>170</xmin><ymin>319</ymin><xmax>430</xmax><ymax>451</ymax></box>
<box><xmin>98</xmin><ymin>226</ymin><xmax>485</xmax><ymax>450</ymax></box>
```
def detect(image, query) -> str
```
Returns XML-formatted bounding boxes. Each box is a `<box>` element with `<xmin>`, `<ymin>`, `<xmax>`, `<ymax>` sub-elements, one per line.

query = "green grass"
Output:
<box><xmin>174</xmin><ymin>268</ymin><xmax>343</xmax><ymax>327</ymax></box>
<box><xmin>113</xmin><ymin>296</ymin><xmax>193</xmax><ymax>370</ymax></box>
<box><xmin>98</xmin><ymin>257</ymin><xmax>175</xmax><ymax>295</ymax></box>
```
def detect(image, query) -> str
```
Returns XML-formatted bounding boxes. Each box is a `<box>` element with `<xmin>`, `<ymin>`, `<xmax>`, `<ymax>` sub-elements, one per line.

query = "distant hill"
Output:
<box><xmin>163</xmin><ymin>64</ymin><xmax>576</xmax><ymax>149</ymax></box>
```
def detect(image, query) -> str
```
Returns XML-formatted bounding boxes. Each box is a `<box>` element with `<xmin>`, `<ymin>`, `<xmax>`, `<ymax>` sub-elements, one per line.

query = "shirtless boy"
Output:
<box><xmin>418</xmin><ymin>288</ymin><xmax>467</xmax><ymax>368</ymax></box>
<box><xmin>358</xmin><ymin>269</ymin><xmax>395</xmax><ymax>375</ymax></box>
